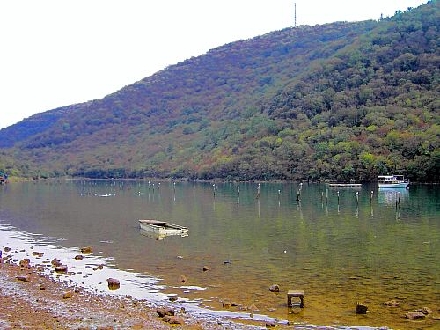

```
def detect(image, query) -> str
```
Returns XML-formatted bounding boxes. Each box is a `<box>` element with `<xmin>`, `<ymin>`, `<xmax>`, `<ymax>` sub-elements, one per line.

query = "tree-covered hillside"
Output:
<box><xmin>0</xmin><ymin>1</ymin><xmax>438</xmax><ymax>182</ymax></box>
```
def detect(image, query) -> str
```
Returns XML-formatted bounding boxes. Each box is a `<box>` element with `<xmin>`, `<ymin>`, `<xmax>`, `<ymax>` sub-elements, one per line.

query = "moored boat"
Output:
<box><xmin>327</xmin><ymin>183</ymin><xmax>362</xmax><ymax>188</ymax></box>
<box><xmin>138</xmin><ymin>219</ymin><xmax>188</xmax><ymax>237</ymax></box>
<box><xmin>378</xmin><ymin>175</ymin><xmax>409</xmax><ymax>188</ymax></box>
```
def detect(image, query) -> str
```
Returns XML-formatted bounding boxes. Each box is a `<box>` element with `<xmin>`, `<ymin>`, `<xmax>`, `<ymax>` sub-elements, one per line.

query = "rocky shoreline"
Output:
<box><xmin>2</xmin><ymin>234</ymin><xmax>438</xmax><ymax>329</ymax></box>
<box><xmin>0</xmin><ymin>245</ymin><xmax>283</xmax><ymax>329</ymax></box>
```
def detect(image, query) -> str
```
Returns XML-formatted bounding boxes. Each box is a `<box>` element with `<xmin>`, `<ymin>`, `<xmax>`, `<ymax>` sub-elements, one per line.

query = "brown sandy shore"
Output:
<box><xmin>0</xmin><ymin>249</ymin><xmax>288</xmax><ymax>330</ymax></box>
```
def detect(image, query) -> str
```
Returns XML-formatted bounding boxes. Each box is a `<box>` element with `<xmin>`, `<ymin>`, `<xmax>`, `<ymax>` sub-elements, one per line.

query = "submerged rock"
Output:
<box><xmin>419</xmin><ymin>307</ymin><xmax>432</xmax><ymax>315</ymax></box>
<box><xmin>269</xmin><ymin>284</ymin><xmax>280</xmax><ymax>292</ymax></box>
<box><xmin>222</xmin><ymin>299</ymin><xmax>231</xmax><ymax>308</ymax></box>
<box><xmin>405</xmin><ymin>311</ymin><xmax>426</xmax><ymax>320</ymax></box>
<box><xmin>80</xmin><ymin>246</ymin><xmax>93</xmax><ymax>254</ymax></box>
<box><xmin>356</xmin><ymin>303</ymin><xmax>368</xmax><ymax>314</ymax></box>
<box><xmin>384</xmin><ymin>299</ymin><xmax>400</xmax><ymax>307</ymax></box>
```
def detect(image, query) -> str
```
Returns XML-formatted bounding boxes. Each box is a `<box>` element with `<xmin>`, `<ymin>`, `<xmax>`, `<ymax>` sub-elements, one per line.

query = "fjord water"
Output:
<box><xmin>0</xmin><ymin>180</ymin><xmax>439</xmax><ymax>328</ymax></box>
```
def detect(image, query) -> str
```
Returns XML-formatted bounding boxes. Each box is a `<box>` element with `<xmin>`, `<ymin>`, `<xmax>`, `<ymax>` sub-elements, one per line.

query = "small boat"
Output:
<box><xmin>327</xmin><ymin>183</ymin><xmax>362</xmax><ymax>188</ymax></box>
<box><xmin>138</xmin><ymin>219</ymin><xmax>188</xmax><ymax>238</ymax></box>
<box><xmin>378</xmin><ymin>175</ymin><xmax>409</xmax><ymax>188</ymax></box>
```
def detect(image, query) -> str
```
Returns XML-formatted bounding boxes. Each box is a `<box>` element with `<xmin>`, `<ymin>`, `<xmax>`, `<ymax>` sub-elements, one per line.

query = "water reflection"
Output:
<box><xmin>378</xmin><ymin>187</ymin><xmax>409</xmax><ymax>205</ymax></box>
<box><xmin>139</xmin><ymin>228</ymin><xmax>189</xmax><ymax>240</ymax></box>
<box><xmin>0</xmin><ymin>180</ymin><xmax>439</xmax><ymax>329</ymax></box>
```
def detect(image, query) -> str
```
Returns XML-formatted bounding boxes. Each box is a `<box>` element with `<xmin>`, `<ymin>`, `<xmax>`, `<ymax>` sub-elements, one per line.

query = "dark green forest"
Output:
<box><xmin>0</xmin><ymin>1</ymin><xmax>439</xmax><ymax>182</ymax></box>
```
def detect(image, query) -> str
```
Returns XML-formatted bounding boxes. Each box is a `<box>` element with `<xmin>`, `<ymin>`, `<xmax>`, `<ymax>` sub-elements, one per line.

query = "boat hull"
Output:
<box><xmin>138</xmin><ymin>219</ymin><xmax>188</xmax><ymax>238</ymax></box>
<box><xmin>378</xmin><ymin>182</ymin><xmax>409</xmax><ymax>189</ymax></box>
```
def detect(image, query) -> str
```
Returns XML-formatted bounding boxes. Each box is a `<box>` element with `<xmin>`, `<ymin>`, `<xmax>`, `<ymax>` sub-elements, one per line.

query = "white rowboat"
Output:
<box><xmin>378</xmin><ymin>175</ymin><xmax>409</xmax><ymax>188</ymax></box>
<box><xmin>139</xmin><ymin>219</ymin><xmax>188</xmax><ymax>238</ymax></box>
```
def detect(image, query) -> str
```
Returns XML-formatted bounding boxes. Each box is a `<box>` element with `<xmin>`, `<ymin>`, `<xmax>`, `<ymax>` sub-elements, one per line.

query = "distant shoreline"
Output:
<box><xmin>5</xmin><ymin>176</ymin><xmax>440</xmax><ymax>186</ymax></box>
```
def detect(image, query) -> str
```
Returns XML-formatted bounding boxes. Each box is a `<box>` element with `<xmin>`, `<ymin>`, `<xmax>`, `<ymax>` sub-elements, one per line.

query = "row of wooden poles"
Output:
<box><xmin>212</xmin><ymin>183</ymin><xmax>402</xmax><ymax>210</ymax></box>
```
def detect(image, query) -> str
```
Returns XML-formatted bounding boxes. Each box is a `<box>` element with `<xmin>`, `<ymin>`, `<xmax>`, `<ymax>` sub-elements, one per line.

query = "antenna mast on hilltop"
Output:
<box><xmin>294</xmin><ymin>2</ymin><xmax>297</xmax><ymax>27</ymax></box>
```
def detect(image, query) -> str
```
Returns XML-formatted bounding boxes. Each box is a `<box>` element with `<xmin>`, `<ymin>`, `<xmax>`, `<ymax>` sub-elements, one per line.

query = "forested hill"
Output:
<box><xmin>0</xmin><ymin>1</ymin><xmax>438</xmax><ymax>182</ymax></box>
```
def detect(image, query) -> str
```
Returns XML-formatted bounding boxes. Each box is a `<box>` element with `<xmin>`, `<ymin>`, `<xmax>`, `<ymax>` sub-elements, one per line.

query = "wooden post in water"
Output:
<box><xmin>395</xmin><ymin>191</ymin><xmax>401</xmax><ymax>209</ymax></box>
<box><xmin>256</xmin><ymin>183</ymin><xmax>261</xmax><ymax>199</ymax></box>
<box><xmin>370</xmin><ymin>191</ymin><xmax>373</xmax><ymax>204</ymax></box>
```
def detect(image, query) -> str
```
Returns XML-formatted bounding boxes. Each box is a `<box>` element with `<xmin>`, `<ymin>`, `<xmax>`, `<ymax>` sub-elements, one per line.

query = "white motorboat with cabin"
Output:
<box><xmin>378</xmin><ymin>175</ymin><xmax>409</xmax><ymax>188</ymax></box>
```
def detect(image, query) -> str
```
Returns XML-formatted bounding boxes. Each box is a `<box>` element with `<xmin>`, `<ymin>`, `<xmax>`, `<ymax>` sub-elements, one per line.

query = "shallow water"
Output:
<box><xmin>0</xmin><ymin>180</ymin><xmax>439</xmax><ymax>329</ymax></box>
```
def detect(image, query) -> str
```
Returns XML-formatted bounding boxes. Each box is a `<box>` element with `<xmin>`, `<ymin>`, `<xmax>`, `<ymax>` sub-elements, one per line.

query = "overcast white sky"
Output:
<box><xmin>0</xmin><ymin>0</ymin><xmax>429</xmax><ymax>129</ymax></box>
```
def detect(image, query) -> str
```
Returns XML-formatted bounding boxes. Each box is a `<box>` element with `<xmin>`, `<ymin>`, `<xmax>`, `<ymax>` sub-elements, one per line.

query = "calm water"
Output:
<box><xmin>0</xmin><ymin>180</ymin><xmax>439</xmax><ymax>329</ymax></box>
